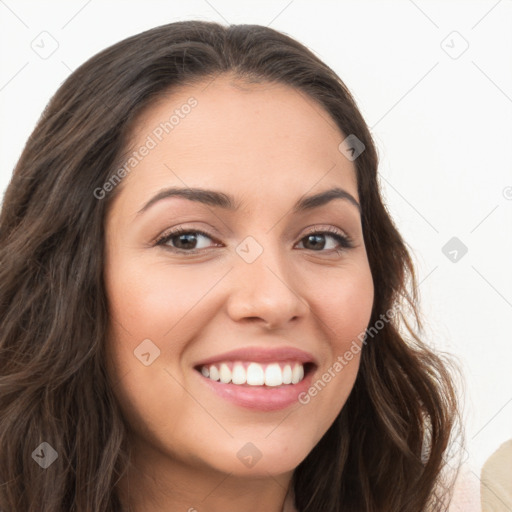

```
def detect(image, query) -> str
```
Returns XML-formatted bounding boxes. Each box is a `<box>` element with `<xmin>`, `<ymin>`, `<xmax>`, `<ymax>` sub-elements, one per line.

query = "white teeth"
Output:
<box><xmin>246</xmin><ymin>362</ymin><xmax>265</xmax><ymax>385</ymax></box>
<box><xmin>291</xmin><ymin>363</ymin><xmax>304</xmax><ymax>384</ymax></box>
<box><xmin>282</xmin><ymin>364</ymin><xmax>292</xmax><ymax>384</ymax></box>
<box><xmin>264</xmin><ymin>363</ymin><xmax>283</xmax><ymax>387</ymax></box>
<box><xmin>209</xmin><ymin>365</ymin><xmax>220</xmax><ymax>381</ymax></box>
<box><xmin>219</xmin><ymin>363</ymin><xmax>231</xmax><ymax>384</ymax></box>
<box><xmin>231</xmin><ymin>363</ymin><xmax>247</xmax><ymax>385</ymax></box>
<box><xmin>200</xmin><ymin>362</ymin><xmax>306</xmax><ymax>387</ymax></box>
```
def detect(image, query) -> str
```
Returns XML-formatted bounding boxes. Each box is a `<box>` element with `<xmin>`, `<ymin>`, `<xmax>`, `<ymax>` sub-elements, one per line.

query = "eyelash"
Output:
<box><xmin>154</xmin><ymin>226</ymin><xmax>355</xmax><ymax>255</ymax></box>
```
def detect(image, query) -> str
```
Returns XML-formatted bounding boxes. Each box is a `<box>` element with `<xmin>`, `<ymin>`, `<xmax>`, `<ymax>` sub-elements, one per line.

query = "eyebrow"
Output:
<box><xmin>136</xmin><ymin>186</ymin><xmax>361</xmax><ymax>216</ymax></box>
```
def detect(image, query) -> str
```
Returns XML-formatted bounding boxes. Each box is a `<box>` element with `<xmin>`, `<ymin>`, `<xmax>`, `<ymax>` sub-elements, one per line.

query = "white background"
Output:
<box><xmin>1</xmin><ymin>0</ymin><xmax>511</xmax><ymax>481</ymax></box>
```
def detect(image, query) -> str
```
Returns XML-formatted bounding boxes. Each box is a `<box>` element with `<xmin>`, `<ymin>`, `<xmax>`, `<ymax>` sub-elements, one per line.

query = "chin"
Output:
<box><xmin>195</xmin><ymin>431</ymin><xmax>315</xmax><ymax>477</ymax></box>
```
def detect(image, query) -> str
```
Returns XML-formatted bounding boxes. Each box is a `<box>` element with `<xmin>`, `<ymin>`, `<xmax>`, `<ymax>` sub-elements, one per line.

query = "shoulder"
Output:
<box><xmin>448</xmin><ymin>465</ymin><xmax>481</xmax><ymax>512</ymax></box>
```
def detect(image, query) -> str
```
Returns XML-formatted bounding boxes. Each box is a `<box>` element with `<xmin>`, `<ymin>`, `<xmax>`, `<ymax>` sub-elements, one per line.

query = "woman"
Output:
<box><xmin>0</xmin><ymin>20</ymin><xmax>463</xmax><ymax>511</ymax></box>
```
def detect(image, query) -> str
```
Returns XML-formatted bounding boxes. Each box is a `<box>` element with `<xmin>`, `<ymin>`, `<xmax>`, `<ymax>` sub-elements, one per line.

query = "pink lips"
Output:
<box><xmin>194</xmin><ymin>346</ymin><xmax>317</xmax><ymax>411</ymax></box>
<box><xmin>194</xmin><ymin>346</ymin><xmax>317</xmax><ymax>367</ymax></box>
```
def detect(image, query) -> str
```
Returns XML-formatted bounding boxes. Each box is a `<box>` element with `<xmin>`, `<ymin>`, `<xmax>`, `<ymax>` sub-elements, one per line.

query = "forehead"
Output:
<box><xmin>114</xmin><ymin>75</ymin><xmax>359</xmax><ymax>212</ymax></box>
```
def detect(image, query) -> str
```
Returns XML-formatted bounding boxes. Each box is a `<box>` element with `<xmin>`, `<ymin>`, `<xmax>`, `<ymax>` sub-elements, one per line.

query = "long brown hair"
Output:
<box><xmin>0</xmin><ymin>20</ymin><xmax>461</xmax><ymax>511</ymax></box>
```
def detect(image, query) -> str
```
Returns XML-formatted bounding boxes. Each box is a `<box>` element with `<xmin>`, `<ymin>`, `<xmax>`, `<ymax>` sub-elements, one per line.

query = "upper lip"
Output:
<box><xmin>194</xmin><ymin>346</ymin><xmax>317</xmax><ymax>368</ymax></box>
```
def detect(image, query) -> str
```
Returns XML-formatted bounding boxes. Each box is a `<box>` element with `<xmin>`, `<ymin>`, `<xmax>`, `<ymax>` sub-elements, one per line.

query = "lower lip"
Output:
<box><xmin>196</xmin><ymin>368</ymin><xmax>315</xmax><ymax>411</ymax></box>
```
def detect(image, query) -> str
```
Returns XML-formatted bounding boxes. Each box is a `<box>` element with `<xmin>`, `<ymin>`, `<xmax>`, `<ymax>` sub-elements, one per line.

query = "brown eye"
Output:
<box><xmin>297</xmin><ymin>230</ymin><xmax>354</xmax><ymax>253</ymax></box>
<box><xmin>155</xmin><ymin>228</ymin><xmax>220</xmax><ymax>252</ymax></box>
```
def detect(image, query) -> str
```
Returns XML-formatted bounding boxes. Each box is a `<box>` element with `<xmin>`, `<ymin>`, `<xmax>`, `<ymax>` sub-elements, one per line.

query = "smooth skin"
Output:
<box><xmin>104</xmin><ymin>75</ymin><xmax>375</xmax><ymax>512</ymax></box>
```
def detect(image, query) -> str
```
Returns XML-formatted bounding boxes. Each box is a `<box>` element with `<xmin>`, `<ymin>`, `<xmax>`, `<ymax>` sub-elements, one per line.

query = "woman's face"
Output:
<box><xmin>104</xmin><ymin>75</ymin><xmax>374</xmax><ymax>480</ymax></box>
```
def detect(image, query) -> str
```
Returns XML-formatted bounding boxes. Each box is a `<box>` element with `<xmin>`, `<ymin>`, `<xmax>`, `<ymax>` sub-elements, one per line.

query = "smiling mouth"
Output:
<box><xmin>195</xmin><ymin>361</ymin><xmax>316</xmax><ymax>387</ymax></box>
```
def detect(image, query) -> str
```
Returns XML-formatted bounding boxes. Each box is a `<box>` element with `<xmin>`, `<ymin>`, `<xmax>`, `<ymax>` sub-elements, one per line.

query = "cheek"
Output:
<box><xmin>103</xmin><ymin>258</ymin><xmax>228</xmax><ymax>426</ymax></box>
<box><xmin>298</xmin><ymin>261</ymin><xmax>373</xmax><ymax>429</ymax></box>
<box><xmin>103</xmin><ymin>260</ymin><xmax>222</xmax><ymax>458</ymax></box>
<box><xmin>105</xmin><ymin>257</ymin><xmax>226</xmax><ymax>343</ymax></box>
<box><xmin>313</xmin><ymin>261</ymin><xmax>375</xmax><ymax>347</ymax></box>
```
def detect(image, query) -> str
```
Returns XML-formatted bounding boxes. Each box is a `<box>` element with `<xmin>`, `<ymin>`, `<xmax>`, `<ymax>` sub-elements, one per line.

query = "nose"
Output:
<box><xmin>225</xmin><ymin>244</ymin><xmax>309</xmax><ymax>330</ymax></box>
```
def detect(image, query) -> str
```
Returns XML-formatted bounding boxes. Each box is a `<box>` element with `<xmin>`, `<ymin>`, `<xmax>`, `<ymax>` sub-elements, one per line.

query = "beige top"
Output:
<box><xmin>480</xmin><ymin>439</ymin><xmax>512</xmax><ymax>511</ymax></box>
